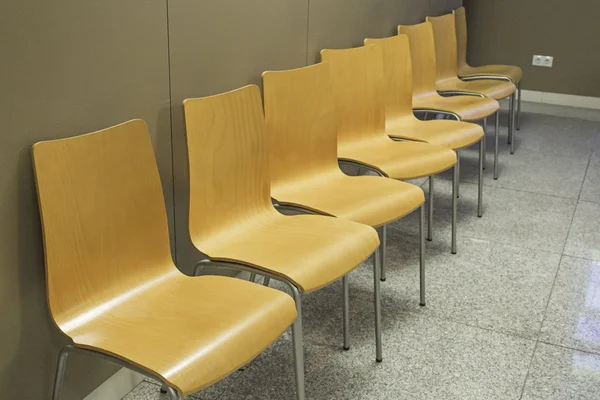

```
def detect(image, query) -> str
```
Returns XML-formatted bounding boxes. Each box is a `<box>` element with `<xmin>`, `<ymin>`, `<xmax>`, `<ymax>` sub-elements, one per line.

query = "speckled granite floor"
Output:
<box><xmin>123</xmin><ymin>108</ymin><xmax>600</xmax><ymax>399</ymax></box>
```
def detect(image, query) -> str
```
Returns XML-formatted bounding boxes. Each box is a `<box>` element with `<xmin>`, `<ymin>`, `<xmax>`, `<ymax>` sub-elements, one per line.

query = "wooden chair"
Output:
<box><xmin>425</xmin><ymin>16</ymin><xmax>518</xmax><ymax>154</ymax></box>
<box><xmin>262</xmin><ymin>63</ymin><xmax>426</xmax><ymax>307</ymax></box>
<box><xmin>454</xmin><ymin>7</ymin><xmax>523</xmax><ymax>131</ymax></box>
<box><xmin>183</xmin><ymin>86</ymin><xmax>381</xmax><ymax>369</ymax></box>
<box><xmin>398</xmin><ymin>22</ymin><xmax>503</xmax><ymax>180</ymax></box>
<box><xmin>33</xmin><ymin>120</ymin><xmax>299</xmax><ymax>400</ymax></box>
<box><xmin>364</xmin><ymin>35</ymin><xmax>484</xmax><ymax>225</ymax></box>
<box><xmin>320</xmin><ymin>45</ymin><xmax>460</xmax><ymax>254</ymax></box>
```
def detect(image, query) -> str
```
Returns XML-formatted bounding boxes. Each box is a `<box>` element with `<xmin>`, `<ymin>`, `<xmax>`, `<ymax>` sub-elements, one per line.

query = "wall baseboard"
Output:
<box><xmin>517</xmin><ymin>90</ymin><xmax>600</xmax><ymax>110</ymax></box>
<box><xmin>84</xmin><ymin>368</ymin><xmax>145</xmax><ymax>400</ymax></box>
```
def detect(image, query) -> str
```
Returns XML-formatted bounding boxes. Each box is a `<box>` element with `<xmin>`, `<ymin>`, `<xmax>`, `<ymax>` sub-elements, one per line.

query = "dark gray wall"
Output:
<box><xmin>0</xmin><ymin>0</ymin><xmax>459</xmax><ymax>398</ymax></box>
<box><xmin>463</xmin><ymin>0</ymin><xmax>600</xmax><ymax>97</ymax></box>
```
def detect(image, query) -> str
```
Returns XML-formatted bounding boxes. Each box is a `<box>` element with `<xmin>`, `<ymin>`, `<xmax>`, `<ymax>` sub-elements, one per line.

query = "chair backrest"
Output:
<box><xmin>32</xmin><ymin>119</ymin><xmax>176</xmax><ymax>335</ymax></box>
<box><xmin>364</xmin><ymin>35</ymin><xmax>416</xmax><ymax>126</ymax></box>
<box><xmin>453</xmin><ymin>7</ymin><xmax>469</xmax><ymax>70</ymax></box>
<box><xmin>320</xmin><ymin>45</ymin><xmax>388</xmax><ymax>148</ymax></box>
<box><xmin>183</xmin><ymin>85</ymin><xmax>274</xmax><ymax>249</ymax></box>
<box><xmin>398</xmin><ymin>22</ymin><xmax>439</xmax><ymax>99</ymax></box>
<box><xmin>426</xmin><ymin>14</ymin><xmax>460</xmax><ymax>81</ymax></box>
<box><xmin>262</xmin><ymin>63</ymin><xmax>341</xmax><ymax>193</ymax></box>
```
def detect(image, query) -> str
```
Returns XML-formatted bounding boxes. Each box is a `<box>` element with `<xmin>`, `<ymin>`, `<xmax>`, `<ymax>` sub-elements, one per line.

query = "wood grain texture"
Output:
<box><xmin>183</xmin><ymin>85</ymin><xmax>380</xmax><ymax>293</ymax></box>
<box><xmin>365</xmin><ymin>35</ymin><xmax>484</xmax><ymax>150</ymax></box>
<box><xmin>32</xmin><ymin>119</ymin><xmax>298</xmax><ymax>396</ymax></box>
<box><xmin>320</xmin><ymin>45</ymin><xmax>456</xmax><ymax>180</ymax></box>
<box><xmin>426</xmin><ymin>15</ymin><xmax>517</xmax><ymax>99</ymax></box>
<box><xmin>399</xmin><ymin>22</ymin><xmax>500</xmax><ymax>121</ymax></box>
<box><xmin>262</xmin><ymin>63</ymin><xmax>425</xmax><ymax>228</ymax></box>
<box><xmin>454</xmin><ymin>7</ymin><xmax>523</xmax><ymax>83</ymax></box>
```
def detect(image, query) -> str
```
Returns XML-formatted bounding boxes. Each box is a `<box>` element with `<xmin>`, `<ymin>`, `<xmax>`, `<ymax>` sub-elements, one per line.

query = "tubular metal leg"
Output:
<box><xmin>373</xmin><ymin>245</ymin><xmax>383</xmax><ymax>362</ymax></box>
<box><xmin>166</xmin><ymin>387</ymin><xmax>183</xmax><ymax>400</ymax></box>
<box><xmin>517</xmin><ymin>81</ymin><xmax>521</xmax><ymax>131</ymax></box>
<box><xmin>379</xmin><ymin>226</ymin><xmax>387</xmax><ymax>282</ymax></box>
<box><xmin>452</xmin><ymin>165</ymin><xmax>458</xmax><ymax>255</ymax></box>
<box><xmin>482</xmin><ymin>117</ymin><xmax>487</xmax><ymax>170</ymax></box>
<box><xmin>510</xmin><ymin>93</ymin><xmax>516</xmax><ymax>154</ymax></box>
<box><xmin>52</xmin><ymin>347</ymin><xmax>70</xmax><ymax>400</ymax></box>
<box><xmin>263</xmin><ymin>277</ymin><xmax>271</xmax><ymax>287</ymax></box>
<box><xmin>427</xmin><ymin>176</ymin><xmax>433</xmax><ymax>242</ymax></box>
<box><xmin>478</xmin><ymin>138</ymin><xmax>484</xmax><ymax>218</ymax></box>
<box><xmin>494</xmin><ymin>110</ymin><xmax>500</xmax><ymax>180</ymax></box>
<box><xmin>291</xmin><ymin>286</ymin><xmax>306</xmax><ymax>400</ymax></box>
<box><xmin>419</xmin><ymin>205</ymin><xmax>426</xmax><ymax>306</ymax></box>
<box><xmin>456</xmin><ymin>150</ymin><xmax>460</xmax><ymax>199</ymax></box>
<box><xmin>249</xmin><ymin>273</ymin><xmax>257</xmax><ymax>282</ymax></box>
<box><xmin>342</xmin><ymin>275</ymin><xmax>350</xmax><ymax>350</ymax></box>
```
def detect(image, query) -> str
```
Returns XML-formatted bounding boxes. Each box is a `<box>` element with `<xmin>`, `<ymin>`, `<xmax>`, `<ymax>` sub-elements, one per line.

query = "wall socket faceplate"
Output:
<box><xmin>533</xmin><ymin>55</ymin><xmax>554</xmax><ymax>67</ymax></box>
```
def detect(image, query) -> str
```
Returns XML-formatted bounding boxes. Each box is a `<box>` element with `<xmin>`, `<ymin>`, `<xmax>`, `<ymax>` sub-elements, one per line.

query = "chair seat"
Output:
<box><xmin>386</xmin><ymin>117</ymin><xmax>484</xmax><ymax>150</ymax></box>
<box><xmin>458</xmin><ymin>64</ymin><xmax>523</xmax><ymax>84</ymax></box>
<box><xmin>199</xmin><ymin>212</ymin><xmax>379</xmax><ymax>293</ymax></box>
<box><xmin>437</xmin><ymin>77</ymin><xmax>516</xmax><ymax>100</ymax></box>
<box><xmin>413</xmin><ymin>93</ymin><xmax>499</xmax><ymax>121</ymax></box>
<box><xmin>66</xmin><ymin>274</ymin><xmax>297</xmax><ymax>396</ymax></box>
<box><xmin>273</xmin><ymin>172</ymin><xmax>424</xmax><ymax>228</ymax></box>
<box><xmin>339</xmin><ymin>138</ymin><xmax>456</xmax><ymax>180</ymax></box>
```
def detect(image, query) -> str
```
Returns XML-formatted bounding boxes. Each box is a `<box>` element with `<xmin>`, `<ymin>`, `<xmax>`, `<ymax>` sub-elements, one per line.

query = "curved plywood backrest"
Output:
<box><xmin>426</xmin><ymin>14</ymin><xmax>459</xmax><ymax>81</ymax></box>
<box><xmin>453</xmin><ymin>7</ymin><xmax>468</xmax><ymax>70</ymax></box>
<box><xmin>398</xmin><ymin>22</ymin><xmax>439</xmax><ymax>98</ymax></box>
<box><xmin>183</xmin><ymin>85</ymin><xmax>273</xmax><ymax>249</ymax></box>
<box><xmin>364</xmin><ymin>35</ymin><xmax>415</xmax><ymax>124</ymax></box>
<box><xmin>32</xmin><ymin>119</ymin><xmax>175</xmax><ymax>335</ymax></box>
<box><xmin>262</xmin><ymin>63</ymin><xmax>340</xmax><ymax>192</ymax></box>
<box><xmin>320</xmin><ymin>45</ymin><xmax>387</xmax><ymax>147</ymax></box>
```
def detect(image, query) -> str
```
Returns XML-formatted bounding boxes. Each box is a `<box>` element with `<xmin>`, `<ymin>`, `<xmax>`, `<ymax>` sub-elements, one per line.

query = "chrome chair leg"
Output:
<box><xmin>342</xmin><ymin>275</ymin><xmax>350</xmax><ymax>350</ymax></box>
<box><xmin>249</xmin><ymin>273</ymin><xmax>257</xmax><ymax>282</ymax></box>
<box><xmin>494</xmin><ymin>110</ymin><xmax>500</xmax><ymax>180</ymax></box>
<box><xmin>290</xmin><ymin>286</ymin><xmax>306</xmax><ymax>400</ymax></box>
<box><xmin>166</xmin><ymin>387</ymin><xmax>183</xmax><ymax>400</ymax></box>
<box><xmin>517</xmin><ymin>81</ymin><xmax>521</xmax><ymax>131</ymax></box>
<box><xmin>482</xmin><ymin>117</ymin><xmax>487</xmax><ymax>170</ymax></box>
<box><xmin>478</xmin><ymin>138</ymin><xmax>484</xmax><ymax>218</ymax></box>
<box><xmin>452</xmin><ymin>164</ymin><xmax>458</xmax><ymax>255</ymax></box>
<box><xmin>52</xmin><ymin>347</ymin><xmax>71</xmax><ymax>400</ymax></box>
<box><xmin>373</xmin><ymin>246</ymin><xmax>383</xmax><ymax>362</ymax></box>
<box><xmin>263</xmin><ymin>277</ymin><xmax>271</xmax><ymax>287</ymax></box>
<box><xmin>419</xmin><ymin>204</ymin><xmax>426</xmax><ymax>306</ymax></box>
<box><xmin>456</xmin><ymin>150</ymin><xmax>460</xmax><ymax>199</ymax></box>
<box><xmin>379</xmin><ymin>225</ymin><xmax>387</xmax><ymax>282</ymax></box>
<box><xmin>427</xmin><ymin>176</ymin><xmax>433</xmax><ymax>242</ymax></box>
<box><xmin>510</xmin><ymin>93</ymin><xmax>516</xmax><ymax>154</ymax></box>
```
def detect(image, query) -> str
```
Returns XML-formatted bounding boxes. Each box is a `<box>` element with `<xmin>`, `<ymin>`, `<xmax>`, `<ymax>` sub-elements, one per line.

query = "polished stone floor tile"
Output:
<box><xmin>122</xmin><ymin>381</ymin><xmax>197</xmax><ymax>400</ymax></box>
<box><xmin>521</xmin><ymin>343</ymin><xmax>600</xmax><ymax>400</ymax></box>
<box><xmin>414</xmin><ymin>178</ymin><xmax>575</xmax><ymax>254</ymax></box>
<box><xmin>218</xmin><ymin>312</ymin><xmax>534</xmax><ymax>400</ymax></box>
<box><xmin>564</xmin><ymin>201</ymin><xmax>600</xmax><ymax>261</ymax></box>
<box><xmin>580</xmin><ymin>151</ymin><xmax>600</xmax><ymax>204</ymax></box>
<box><xmin>126</xmin><ymin>371</ymin><xmax>242</xmax><ymax>399</ymax></box>
<box><xmin>540</xmin><ymin>256</ymin><xmax>600</xmax><ymax>355</ymax></box>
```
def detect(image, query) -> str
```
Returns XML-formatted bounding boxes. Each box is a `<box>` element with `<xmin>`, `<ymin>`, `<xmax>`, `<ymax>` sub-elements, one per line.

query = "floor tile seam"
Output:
<box><xmin>518</xmin><ymin>340</ymin><xmax>540</xmax><ymax>400</ymax></box>
<box><xmin>399</xmin><ymin>308</ymin><xmax>538</xmax><ymax>343</ymax></box>
<box><xmin>559</xmin><ymin>252</ymin><xmax>600</xmax><ymax>263</ymax></box>
<box><xmin>429</xmin><ymin>177</ymin><xmax>582</xmax><ymax>201</ymax></box>
<box><xmin>577</xmin><ymin>150</ymin><xmax>594</xmax><ymax>202</ymax></box>
<box><xmin>455</xmin><ymin>232</ymin><xmax>564</xmax><ymax>256</ymax></box>
<box><xmin>537</xmin><ymin>340</ymin><xmax>600</xmax><ymax>357</ymax></box>
<box><xmin>534</xmin><ymin>254</ymin><xmax>566</xmax><ymax>355</ymax></box>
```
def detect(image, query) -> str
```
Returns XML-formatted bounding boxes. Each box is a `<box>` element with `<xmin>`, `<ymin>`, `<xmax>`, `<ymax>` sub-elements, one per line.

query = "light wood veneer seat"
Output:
<box><xmin>320</xmin><ymin>45</ymin><xmax>463</xmax><ymax>254</ymax></box>
<box><xmin>453</xmin><ymin>6</ymin><xmax>523</xmax><ymax>132</ymax></box>
<box><xmin>397</xmin><ymin>22</ymin><xmax>500</xmax><ymax>122</ymax></box>
<box><xmin>262</xmin><ymin>62</ymin><xmax>426</xmax><ymax>301</ymax></box>
<box><xmin>263</xmin><ymin>63</ymin><xmax>425</xmax><ymax>228</ymax></box>
<box><xmin>365</xmin><ymin>35</ymin><xmax>484</xmax><ymax>151</ymax></box>
<box><xmin>183</xmin><ymin>85</ymin><xmax>379</xmax><ymax>294</ymax></box>
<box><xmin>454</xmin><ymin>7</ymin><xmax>523</xmax><ymax>84</ymax></box>
<box><xmin>33</xmin><ymin>120</ymin><xmax>298</xmax><ymax>399</ymax></box>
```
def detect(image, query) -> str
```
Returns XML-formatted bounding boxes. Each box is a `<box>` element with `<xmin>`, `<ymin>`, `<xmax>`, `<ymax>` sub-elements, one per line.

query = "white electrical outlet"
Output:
<box><xmin>532</xmin><ymin>55</ymin><xmax>553</xmax><ymax>67</ymax></box>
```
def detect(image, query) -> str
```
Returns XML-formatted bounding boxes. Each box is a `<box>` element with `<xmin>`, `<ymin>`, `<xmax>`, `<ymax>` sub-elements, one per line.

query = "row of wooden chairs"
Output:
<box><xmin>37</xmin><ymin>8</ymin><xmax>522</xmax><ymax>400</ymax></box>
